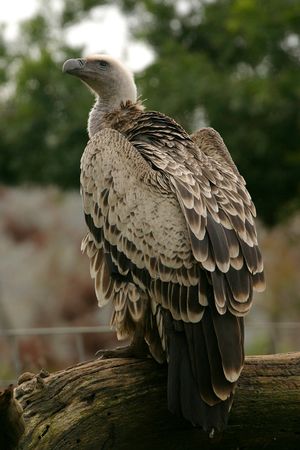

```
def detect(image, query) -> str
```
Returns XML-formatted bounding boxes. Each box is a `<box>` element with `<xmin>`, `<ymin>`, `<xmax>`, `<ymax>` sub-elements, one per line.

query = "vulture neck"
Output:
<box><xmin>88</xmin><ymin>92</ymin><xmax>139</xmax><ymax>138</ymax></box>
<box><xmin>88</xmin><ymin>97</ymin><xmax>114</xmax><ymax>138</ymax></box>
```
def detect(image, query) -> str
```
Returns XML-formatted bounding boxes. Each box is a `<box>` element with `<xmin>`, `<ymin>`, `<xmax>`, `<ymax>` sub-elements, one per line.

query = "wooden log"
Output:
<box><xmin>12</xmin><ymin>352</ymin><xmax>300</xmax><ymax>450</ymax></box>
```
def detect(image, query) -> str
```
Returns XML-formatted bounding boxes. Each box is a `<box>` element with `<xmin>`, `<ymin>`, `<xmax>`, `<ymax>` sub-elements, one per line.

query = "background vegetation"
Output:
<box><xmin>0</xmin><ymin>0</ymin><xmax>300</xmax><ymax>378</ymax></box>
<box><xmin>1</xmin><ymin>0</ymin><xmax>300</xmax><ymax>224</ymax></box>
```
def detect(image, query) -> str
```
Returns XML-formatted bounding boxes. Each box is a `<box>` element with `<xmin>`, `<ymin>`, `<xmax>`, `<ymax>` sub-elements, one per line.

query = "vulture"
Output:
<box><xmin>63</xmin><ymin>54</ymin><xmax>265</xmax><ymax>433</ymax></box>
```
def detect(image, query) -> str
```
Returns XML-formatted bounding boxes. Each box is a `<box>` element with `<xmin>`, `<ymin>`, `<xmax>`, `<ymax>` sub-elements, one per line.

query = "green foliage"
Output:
<box><xmin>0</xmin><ymin>0</ymin><xmax>300</xmax><ymax>225</ymax></box>
<box><xmin>0</xmin><ymin>12</ymin><xmax>92</xmax><ymax>187</ymax></box>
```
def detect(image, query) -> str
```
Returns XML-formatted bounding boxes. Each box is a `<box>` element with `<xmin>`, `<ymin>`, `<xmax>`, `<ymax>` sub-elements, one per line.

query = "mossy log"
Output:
<box><xmin>11</xmin><ymin>352</ymin><xmax>300</xmax><ymax>449</ymax></box>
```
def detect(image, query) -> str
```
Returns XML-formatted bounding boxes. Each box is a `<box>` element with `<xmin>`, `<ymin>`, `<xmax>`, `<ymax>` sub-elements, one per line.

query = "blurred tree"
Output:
<box><xmin>0</xmin><ymin>8</ymin><xmax>91</xmax><ymax>187</ymax></box>
<box><xmin>1</xmin><ymin>0</ymin><xmax>300</xmax><ymax>225</ymax></box>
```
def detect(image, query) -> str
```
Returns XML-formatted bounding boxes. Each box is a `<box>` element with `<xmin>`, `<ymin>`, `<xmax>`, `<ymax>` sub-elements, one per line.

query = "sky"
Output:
<box><xmin>0</xmin><ymin>0</ymin><xmax>154</xmax><ymax>72</ymax></box>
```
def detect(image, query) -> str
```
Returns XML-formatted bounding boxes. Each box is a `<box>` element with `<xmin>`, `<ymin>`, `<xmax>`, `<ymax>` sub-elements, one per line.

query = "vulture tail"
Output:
<box><xmin>165</xmin><ymin>308</ymin><xmax>244</xmax><ymax>432</ymax></box>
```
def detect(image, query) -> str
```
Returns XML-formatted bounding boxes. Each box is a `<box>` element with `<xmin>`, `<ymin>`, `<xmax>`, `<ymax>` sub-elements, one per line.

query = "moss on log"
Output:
<box><xmin>13</xmin><ymin>352</ymin><xmax>300</xmax><ymax>449</ymax></box>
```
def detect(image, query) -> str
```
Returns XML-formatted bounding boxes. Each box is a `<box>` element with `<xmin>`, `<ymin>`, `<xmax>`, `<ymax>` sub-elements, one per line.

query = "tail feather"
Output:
<box><xmin>184</xmin><ymin>320</ymin><xmax>221</xmax><ymax>405</ymax></box>
<box><xmin>200</xmin><ymin>312</ymin><xmax>235</xmax><ymax>400</ymax></box>
<box><xmin>212</xmin><ymin>308</ymin><xmax>244</xmax><ymax>382</ymax></box>
<box><xmin>166</xmin><ymin>308</ymin><xmax>244</xmax><ymax>432</ymax></box>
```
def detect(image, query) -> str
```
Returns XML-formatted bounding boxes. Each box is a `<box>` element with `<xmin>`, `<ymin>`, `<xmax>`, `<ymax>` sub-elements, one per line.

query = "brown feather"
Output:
<box><xmin>212</xmin><ymin>309</ymin><xmax>244</xmax><ymax>382</ymax></box>
<box><xmin>206</xmin><ymin>214</ymin><xmax>230</xmax><ymax>273</ymax></box>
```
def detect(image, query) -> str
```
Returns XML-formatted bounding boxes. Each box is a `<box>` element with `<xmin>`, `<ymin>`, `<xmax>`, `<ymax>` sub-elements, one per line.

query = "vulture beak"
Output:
<box><xmin>62</xmin><ymin>58</ymin><xmax>87</xmax><ymax>77</ymax></box>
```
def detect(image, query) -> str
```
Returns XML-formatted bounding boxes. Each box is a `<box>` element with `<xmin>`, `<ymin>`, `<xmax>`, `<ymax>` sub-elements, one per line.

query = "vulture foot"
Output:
<box><xmin>96</xmin><ymin>339</ymin><xmax>149</xmax><ymax>359</ymax></box>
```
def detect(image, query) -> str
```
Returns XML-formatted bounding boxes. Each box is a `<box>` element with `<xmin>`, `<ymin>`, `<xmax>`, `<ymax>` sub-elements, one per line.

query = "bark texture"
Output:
<box><xmin>12</xmin><ymin>352</ymin><xmax>300</xmax><ymax>450</ymax></box>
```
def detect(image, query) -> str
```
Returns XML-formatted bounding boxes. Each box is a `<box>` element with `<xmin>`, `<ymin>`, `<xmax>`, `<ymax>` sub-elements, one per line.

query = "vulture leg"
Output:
<box><xmin>96</xmin><ymin>325</ymin><xmax>149</xmax><ymax>359</ymax></box>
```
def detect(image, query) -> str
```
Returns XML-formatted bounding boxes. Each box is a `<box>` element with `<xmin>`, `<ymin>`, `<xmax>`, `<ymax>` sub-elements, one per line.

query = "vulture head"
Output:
<box><xmin>62</xmin><ymin>54</ymin><xmax>137</xmax><ymax>108</ymax></box>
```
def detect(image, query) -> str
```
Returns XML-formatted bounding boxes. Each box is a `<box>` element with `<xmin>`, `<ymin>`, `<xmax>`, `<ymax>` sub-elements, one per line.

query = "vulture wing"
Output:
<box><xmin>191</xmin><ymin>127</ymin><xmax>240</xmax><ymax>175</ymax></box>
<box><xmin>80</xmin><ymin>128</ymin><xmax>197</xmax><ymax>356</ymax></box>
<box><xmin>80</xmin><ymin>114</ymin><xmax>265</xmax><ymax>431</ymax></box>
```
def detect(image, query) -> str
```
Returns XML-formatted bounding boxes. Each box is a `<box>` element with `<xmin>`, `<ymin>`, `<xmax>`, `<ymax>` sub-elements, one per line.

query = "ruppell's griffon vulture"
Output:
<box><xmin>63</xmin><ymin>54</ymin><xmax>265</xmax><ymax>433</ymax></box>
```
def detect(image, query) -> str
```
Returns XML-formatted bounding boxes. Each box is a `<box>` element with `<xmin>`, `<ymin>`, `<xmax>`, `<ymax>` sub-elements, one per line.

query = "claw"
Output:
<box><xmin>96</xmin><ymin>342</ymin><xmax>149</xmax><ymax>360</ymax></box>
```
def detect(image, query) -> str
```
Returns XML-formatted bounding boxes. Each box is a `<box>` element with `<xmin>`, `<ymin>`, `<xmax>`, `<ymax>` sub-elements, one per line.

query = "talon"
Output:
<box><xmin>95</xmin><ymin>342</ymin><xmax>149</xmax><ymax>360</ymax></box>
<box><xmin>95</xmin><ymin>348</ymin><xmax>122</xmax><ymax>359</ymax></box>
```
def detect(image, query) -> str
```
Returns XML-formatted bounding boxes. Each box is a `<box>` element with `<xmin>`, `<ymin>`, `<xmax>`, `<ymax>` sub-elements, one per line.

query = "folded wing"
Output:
<box><xmin>80</xmin><ymin>122</ymin><xmax>265</xmax><ymax>430</ymax></box>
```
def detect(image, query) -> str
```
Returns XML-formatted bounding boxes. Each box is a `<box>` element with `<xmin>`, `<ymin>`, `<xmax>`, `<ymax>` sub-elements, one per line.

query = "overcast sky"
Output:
<box><xmin>0</xmin><ymin>0</ymin><xmax>153</xmax><ymax>71</ymax></box>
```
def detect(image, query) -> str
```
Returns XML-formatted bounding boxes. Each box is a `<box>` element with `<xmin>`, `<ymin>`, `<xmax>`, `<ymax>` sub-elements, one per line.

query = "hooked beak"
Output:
<box><xmin>62</xmin><ymin>58</ymin><xmax>86</xmax><ymax>76</ymax></box>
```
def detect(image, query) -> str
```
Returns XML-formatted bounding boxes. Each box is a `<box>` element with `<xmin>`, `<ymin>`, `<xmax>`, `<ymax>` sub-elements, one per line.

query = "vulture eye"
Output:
<box><xmin>98</xmin><ymin>60</ymin><xmax>109</xmax><ymax>69</ymax></box>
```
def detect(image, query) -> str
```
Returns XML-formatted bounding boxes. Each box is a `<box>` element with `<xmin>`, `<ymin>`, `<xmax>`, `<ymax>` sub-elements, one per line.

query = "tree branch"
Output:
<box><xmin>12</xmin><ymin>353</ymin><xmax>300</xmax><ymax>449</ymax></box>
